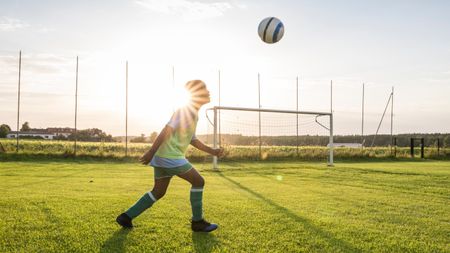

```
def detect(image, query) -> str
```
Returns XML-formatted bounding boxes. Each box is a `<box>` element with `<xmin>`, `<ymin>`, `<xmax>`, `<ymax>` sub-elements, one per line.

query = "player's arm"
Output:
<box><xmin>190</xmin><ymin>139</ymin><xmax>224</xmax><ymax>157</ymax></box>
<box><xmin>139</xmin><ymin>125</ymin><xmax>174</xmax><ymax>165</ymax></box>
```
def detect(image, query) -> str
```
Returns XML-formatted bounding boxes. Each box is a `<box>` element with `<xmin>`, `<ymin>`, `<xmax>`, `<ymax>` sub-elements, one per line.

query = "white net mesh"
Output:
<box><xmin>203</xmin><ymin>107</ymin><xmax>332</xmax><ymax>163</ymax></box>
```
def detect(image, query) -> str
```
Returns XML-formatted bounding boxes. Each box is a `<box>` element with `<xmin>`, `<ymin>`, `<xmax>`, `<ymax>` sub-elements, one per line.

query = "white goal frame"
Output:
<box><xmin>207</xmin><ymin>106</ymin><xmax>334</xmax><ymax>168</ymax></box>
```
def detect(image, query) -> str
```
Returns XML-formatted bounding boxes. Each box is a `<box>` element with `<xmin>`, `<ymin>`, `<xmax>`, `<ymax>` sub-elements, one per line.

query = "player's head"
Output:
<box><xmin>185</xmin><ymin>80</ymin><xmax>210</xmax><ymax>108</ymax></box>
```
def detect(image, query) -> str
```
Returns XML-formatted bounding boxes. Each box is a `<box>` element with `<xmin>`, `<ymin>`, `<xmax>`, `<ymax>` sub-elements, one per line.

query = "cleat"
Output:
<box><xmin>116</xmin><ymin>213</ymin><xmax>133</xmax><ymax>228</ymax></box>
<box><xmin>191</xmin><ymin>219</ymin><xmax>218</xmax><ymax>232</ymax></box>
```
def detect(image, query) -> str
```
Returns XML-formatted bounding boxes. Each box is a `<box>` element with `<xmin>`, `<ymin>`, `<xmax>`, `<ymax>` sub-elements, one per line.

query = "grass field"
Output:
<box><xmin>0</xmin><ymin>159</ymin><xmax>449</xmax><ymax>252</ymax></box>
<box><xmin>1</xmin><ymin>139</ymin><xmax>449</xmax><ymax>160</ymax></box>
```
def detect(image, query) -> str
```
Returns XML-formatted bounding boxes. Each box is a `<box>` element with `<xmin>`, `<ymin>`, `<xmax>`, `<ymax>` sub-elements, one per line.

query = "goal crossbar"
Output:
<box><xmin>208</xmin><ymin>106</ymin><xmax>332</xmax><ymax>116</ymax></box>
<box><xmin>206</xmin><ymin>106</ymin><xmax>334</xmax><ymax>168</ymax></box>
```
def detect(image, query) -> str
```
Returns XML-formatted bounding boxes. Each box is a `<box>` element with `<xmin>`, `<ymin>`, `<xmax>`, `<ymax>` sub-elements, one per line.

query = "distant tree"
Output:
<box><xmin>0</xmin><ymin>124</ymin><xmax>11</xmax><ymax>138</ymax></box>
<box><xmin>20</xmin><ymin>122</ymin><xmax>30</xmax><ymax>131</ymax></box>
<box><xmin>149</xmin><ymin>131</ymin><xmax>158</xmax><ymax>143</ymax></box>
<box><xmin>53</xmin><ymin>135</ymin><xmax>68</xmax><ymax>140</ymax></box>
<box><xmin>444</xmin><ymin>136</ymin><xmax>450</xmax><ymax>148</ymax></box>
<box><xmin>130</xmin><ymin>134</ymin><xmax>147</xmax><ymax>143</ymax></box>
<box><xmin>1</xmin><ymin>124</ymin><xmax>11</xmax><ymax>132</ymax></box>
<box><xmin>68</xmin><ymin>128</ymin><xmax>115</xmax><ymax>142</ymax></box>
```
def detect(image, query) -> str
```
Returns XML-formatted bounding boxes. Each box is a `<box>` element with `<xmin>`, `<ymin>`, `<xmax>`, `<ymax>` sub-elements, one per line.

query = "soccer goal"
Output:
<box><xmin>205</xmin><ymin>106</ymin><xmax>334</xmax><ymax>168</ymax></box>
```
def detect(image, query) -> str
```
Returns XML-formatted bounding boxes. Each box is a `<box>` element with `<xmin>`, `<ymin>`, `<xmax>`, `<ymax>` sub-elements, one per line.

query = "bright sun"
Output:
<box><xmin>172</xmin><ymin>87</ymin><xmax>191</xmax><ymax>109</ymax></box>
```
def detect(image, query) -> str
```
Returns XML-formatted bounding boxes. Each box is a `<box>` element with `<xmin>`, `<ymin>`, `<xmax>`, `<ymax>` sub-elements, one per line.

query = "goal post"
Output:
<box><xmin>207</xmin><ymin>106</ymin><xmax>334</xmax><ymax>168</ymax></box>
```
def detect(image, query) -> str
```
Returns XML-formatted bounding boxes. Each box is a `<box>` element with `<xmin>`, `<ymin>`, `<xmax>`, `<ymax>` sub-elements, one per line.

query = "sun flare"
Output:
<box><xmin>172</xmin><ymin>87</ymin><xmax>192</xmax><ymax>109</ymax></box>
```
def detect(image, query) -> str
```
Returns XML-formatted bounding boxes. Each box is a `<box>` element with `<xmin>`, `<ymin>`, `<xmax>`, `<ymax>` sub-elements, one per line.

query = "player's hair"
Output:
<box><xmin>185</xmin><ymin>80</ymin><xmax>207</xmax><ymax>94</ymax></box>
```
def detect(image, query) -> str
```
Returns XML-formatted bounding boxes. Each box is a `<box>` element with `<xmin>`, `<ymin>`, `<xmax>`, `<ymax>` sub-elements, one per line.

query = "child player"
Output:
<box><xmin>116</xmin><ymin>80</ymin><xmax>223</xmax><ymax>232</ymax></box>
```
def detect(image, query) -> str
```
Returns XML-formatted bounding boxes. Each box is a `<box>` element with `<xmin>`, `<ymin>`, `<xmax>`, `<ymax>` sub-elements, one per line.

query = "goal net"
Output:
<box><xmin>204</xmin><ymin>106</ymin><xmax>334</xmax><ymax>168</ymax></box>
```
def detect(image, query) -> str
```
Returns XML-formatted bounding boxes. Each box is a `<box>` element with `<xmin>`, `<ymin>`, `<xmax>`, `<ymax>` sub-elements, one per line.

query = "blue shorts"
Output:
<box><xmin>153</xmin><ymin>163</ymin><xmax>193</xmax><ymax>179</ymax></box>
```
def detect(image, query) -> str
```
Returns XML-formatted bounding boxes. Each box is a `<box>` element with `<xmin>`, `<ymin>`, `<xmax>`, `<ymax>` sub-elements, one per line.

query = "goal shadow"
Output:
<box><xmin>216</xmin><ymin>171</ymin><xmax>360</xmax><ymax>252</ymax></box>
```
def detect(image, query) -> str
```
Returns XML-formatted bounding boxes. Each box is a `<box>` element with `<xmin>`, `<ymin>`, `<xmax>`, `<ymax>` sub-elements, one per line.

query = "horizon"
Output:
<box><xmin>1</xmin><ymin>0</ymin><xmax>450</xmax><ymax>137</ymax></box>
<box><xmin>5</xmin><ymin>124</ymin><xmax>449</xmax><ymax>138</ymax></box>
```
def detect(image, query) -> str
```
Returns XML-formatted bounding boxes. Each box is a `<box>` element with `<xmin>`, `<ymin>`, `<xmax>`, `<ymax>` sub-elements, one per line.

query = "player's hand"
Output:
<box><xmin>139</xmin><ymin>151</ymin><xmax>153</xmax><ymax>165</ymax></box>
<box><xmin>213</xmin><ymin>147</ymin><xmax>225</xmax><ymax>157</ymax></box>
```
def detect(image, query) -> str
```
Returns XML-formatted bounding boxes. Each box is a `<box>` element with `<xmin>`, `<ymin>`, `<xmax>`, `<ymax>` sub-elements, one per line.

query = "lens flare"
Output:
<box><xmin>172</xmin><ymin>87</ymin><xmax>192</xmax><ymax>109</ymax></box>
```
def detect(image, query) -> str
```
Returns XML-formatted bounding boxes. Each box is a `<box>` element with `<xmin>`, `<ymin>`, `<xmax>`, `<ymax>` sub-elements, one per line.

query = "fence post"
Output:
<box><xmin>125</xmin><ymin>61</ymin><xmax>128</xmax><ymax>157</ymax></box>
<box><xmin>74</xmin><ymin>56</ymin><xmax>79</xmax><ymax>156</ymax></box>
<box><xmin>16</xmin><ymin>50</ymin><xmax>22</xmax><ymax>153</ymax></box>
<box><xmin>420</xmin><ymin>138</ymin><xmax>425</xmax><ymax>159</ymax></box>
<box><xmin>393</xmin><ymin>137</ymin><xmax>397</xmax><ymax>158</ymax></box>
<box><xmin>258</xmin><ymin>73</ymin><xmax>262</xmax><ymax>160</ymax></box>
<box><xmin>328</xmin><ymin>113</ymin><xmax>334</xmax><ymax>166</ymax></box>
<box><xmin>213</xmin><ymin>107</ymin><xmax>218</xmax><ymax>169</ymax></box>
<box><xmin>296</xmin><ymin>76</ymin><xmax>299</xmax><ymax>157</ymax></box>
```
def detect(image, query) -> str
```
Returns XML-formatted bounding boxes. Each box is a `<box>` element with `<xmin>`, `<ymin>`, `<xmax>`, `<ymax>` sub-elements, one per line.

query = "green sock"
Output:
<box><xmin>125</xmin><ymin>191</ymin><xmax>157</xmax><ymax>219</ymax></box>
<box><xmin>190</xmin><ymin>187</ymin><xmax>204</xmax><ymax>221</ymax></box>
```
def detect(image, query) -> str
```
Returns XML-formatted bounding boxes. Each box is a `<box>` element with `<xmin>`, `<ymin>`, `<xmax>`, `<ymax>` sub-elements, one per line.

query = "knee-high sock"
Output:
<box><xmin>190</xmin><ymin>187</ymin><xmax>204</xmax><ymax>221</ymax></box>
<box><xmin>125</xmin><ymin>191</ymin><xmax>157</xmax><ymax>219</ymax></box>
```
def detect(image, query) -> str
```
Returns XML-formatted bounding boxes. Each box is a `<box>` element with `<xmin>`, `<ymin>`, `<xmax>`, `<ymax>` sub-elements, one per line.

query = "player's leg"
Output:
<box><xmin>178</xmin><ymin>168</ymin><xmax>204</xmax><ymax>221</ymax></box>
<box><xmin>177</xmin><ymin>168</ymin><xmax>218</xmax><ymax>232</ymax></box>
<box><xmin>117</xmin><ymin>176</ymin><xmax>172</xmax><ymax>228</ymax></box>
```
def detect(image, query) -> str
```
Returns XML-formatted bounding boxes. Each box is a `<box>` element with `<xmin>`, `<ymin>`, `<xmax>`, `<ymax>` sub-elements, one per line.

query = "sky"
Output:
<box><xmin>1</xmin><ymin>0</ymin><xmax>450</xmax><ymax>137</ymax></box>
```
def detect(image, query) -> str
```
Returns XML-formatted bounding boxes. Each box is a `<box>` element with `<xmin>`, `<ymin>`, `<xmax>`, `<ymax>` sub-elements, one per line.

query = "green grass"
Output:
<box><xmin>1</xmin><ymin>138</ymin><xmax>449</xmax><ymax>160</ymax></box>
<box><xmin>0</xmin><ymin>159</ymin><xmax>449</xmax><ymax>252</ymax></box>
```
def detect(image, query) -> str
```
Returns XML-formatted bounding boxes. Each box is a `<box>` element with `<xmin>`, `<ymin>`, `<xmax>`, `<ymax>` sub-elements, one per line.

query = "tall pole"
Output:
<box><xmin>258</xmin><ymin>73</ymin><xmax>262</xmax><ymax>159</ymax></box>
<box><xmin>74</xmin><ymin>56</ymin><xmax>79</xmax><ymax>155</ymax></box>
<box><xmin>330</xmin><ymin>80</ymin><xmax>333</xmax><ymax>114</ymax></box>
<box><xmin>296</xmin><ymin>76</ymin><xmax>299</xmax><ymax>157</ymax></box>
<box><xmin>218</xmin><ymin>70</ymin><xmax>221</xmax><ymax>147</ymax></box>
<box><xmin>329</xmin><ymin>80</ymin><xmax>334</xmax><ymax>166</ymax></box>
<box><xmin>329</xmin><ymin>113</ymin><xmax>334</xmax><ymax>166</ymax></box>
<box><xmin>125</xmin><ymin>61</ymin><xmax>129</xmax><ymax>157</ymax></box>
<box><xmin>213</xmin><ymin>107</ymin><xmax>218</xmax><ymax>169</ymax></box>
<box><xmin>371</xmin><ymin>92</ymin><xmax>392</xmax><ymax>147</ymax></box>
<box><xmin>362</xmin><ymin>83</ymin><xmax>365</xmax><ymax>147</ymax></box>
<box><xmin>172</xmin><ymin>66</ymin><xmax>175</xmax><ymax>112</ymax></box>
<box><xmin>390</xmin><ymin>86</ymin><xmax>394</xmax><ymax>155</ymax></box>
<box><xmin>16</xmin><ymin>50</ymin><xmax>22</xmax><ymax>152</ymax></box>
<box><xmin>172</xmin><ymin>66</ymin><xmax>175</xmax><ymax>88</ymax></box>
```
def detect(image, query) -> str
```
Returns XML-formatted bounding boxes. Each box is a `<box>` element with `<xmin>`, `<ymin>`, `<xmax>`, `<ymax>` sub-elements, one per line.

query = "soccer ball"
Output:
<box><xmin>258</xmin><ymin>17</ymin><xmax>285</xmax><ymax>44</ymax></box>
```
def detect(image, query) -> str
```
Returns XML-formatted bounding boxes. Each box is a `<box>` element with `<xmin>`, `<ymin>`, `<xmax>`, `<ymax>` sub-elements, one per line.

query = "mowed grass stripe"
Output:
<box><xmin>0</xmin><ymin>160</ymin><xmax>449</xmax><ymax>252</ymax></box>
<box><xmin>213</xmin><ymin>163</ymin><xmax>449</xmax><ymax>252</ymax></box>
<box><xmin>217</xmin><ymin>161</ymin><xmax>449</xmax><ymax>200</ymax></box>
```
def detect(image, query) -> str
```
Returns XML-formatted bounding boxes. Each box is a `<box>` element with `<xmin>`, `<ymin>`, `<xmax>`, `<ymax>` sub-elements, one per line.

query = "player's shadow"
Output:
<box><xmin>217</xmin><ymin>172</ymin><xmax>361</xmax><ymax>253</ymax></box>
<box><xmin>191</xmin><ymin>232</ymin><xmax>219</xmax><ymax>253</ymax></box>
<box><xmin>100</xmin><ymin>229</ymin><xmax>131</xmax><ymax>253</ymax></box>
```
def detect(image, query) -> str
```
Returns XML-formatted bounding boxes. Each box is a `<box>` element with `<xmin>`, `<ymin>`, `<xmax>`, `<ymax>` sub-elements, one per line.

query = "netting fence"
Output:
<box><xmin>0</xmin><ymin>51</ymin><xmax>449</xmax><ymax>160</ymax></box>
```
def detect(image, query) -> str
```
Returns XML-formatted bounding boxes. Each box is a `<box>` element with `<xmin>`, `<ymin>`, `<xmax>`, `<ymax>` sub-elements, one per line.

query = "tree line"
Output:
<box><xmin>0</xmin><ymin>122</ymin><xmax>114</xmax><ymax>142</ymax></box>
<box><xmin>197</xmin><ymin>133</ymin><xmax>450</xmax><ymax>147</ymax></box>
<box><xmin>1</xmin><ymin>122</ymin><xmax>448</xmax><ymax>147</ymax></box>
